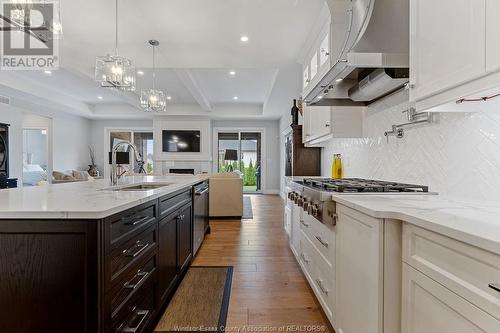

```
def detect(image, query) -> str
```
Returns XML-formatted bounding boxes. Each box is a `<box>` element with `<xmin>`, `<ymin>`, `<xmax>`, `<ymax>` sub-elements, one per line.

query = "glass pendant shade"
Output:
<box><xmin>140</xmin><ymin>89</ymin><xmax>167</xmax><ymax>112</ymax></box>
<box><xmin>140</xmin><ymin>39</ymin><xmax>167</xmax><ymax>112</ymax></box>
<box><xmin>94</xmin><ymin>0</ymin><xmax>135</xmax><ymax>91</ymax></box>
<box><xmin>95</xmin><ymin>55</ymin><xmax>136</xmax><ymax>91</ymax></box>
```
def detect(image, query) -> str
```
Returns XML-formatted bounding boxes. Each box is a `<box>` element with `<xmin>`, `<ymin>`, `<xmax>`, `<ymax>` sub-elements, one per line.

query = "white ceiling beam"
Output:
<box><xmin>262</xmin><ymin>69</ymin><xmax>279</xmax><ymax>112</ymax></box>
<box><xmin>173</xmin><ymin>69</ymin><xmax>212</xmax><ymax>111</ymax></box>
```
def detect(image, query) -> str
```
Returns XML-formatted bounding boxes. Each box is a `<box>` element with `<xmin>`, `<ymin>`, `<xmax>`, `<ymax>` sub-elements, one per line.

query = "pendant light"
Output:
<box><xmin>95</xmin><ymin>0</ymin><xmax>135</xmax><ymax>91</ymax></box>
<box><xmin>140</xmin><ymin>40</ymin><xmax>167</xmax><ymax>112</ymax></box>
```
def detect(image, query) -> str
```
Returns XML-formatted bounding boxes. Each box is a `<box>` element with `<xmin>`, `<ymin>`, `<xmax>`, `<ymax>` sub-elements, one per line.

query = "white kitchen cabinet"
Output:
<box><xmin>302</xmin><ymin>105</ymin><xmax>363</xmax><ymax>146</ymax></box>
<box><xmin>409</xmin><ymin>0</ymin><xmax>486</xmax><ymax>103</ymax></box>
<box><xmin>310</xmin><ymin>51</ymin><xmax>319</xmax><ymax>83</ymax></box>
<box><xmin>486</xmin><ymin>0</ymin><xmax>500</xmax><ymax>72</ymax></box>
<box><xmin>283</xmin><ymin>203</ymin><xmax>291</xmax><ymax>239</ymax></box>
<box><xmin>290</xmin><ymin>201</ymin><xmax>302</xmax><ymax>256</ymax></box>
<box><xmin>335</xmin><ymin>205</ymin><xmax>384</xmax><ymax>333</ymax></box>
<box><xmin>303</xmin><ymin>66</ymin><xmax>310</xmax><ymax>90</ymax></box>
<box><xmin>402</xmin><ymin>264</ymin><xmax>500</xmax><ymax>333</ymax></box>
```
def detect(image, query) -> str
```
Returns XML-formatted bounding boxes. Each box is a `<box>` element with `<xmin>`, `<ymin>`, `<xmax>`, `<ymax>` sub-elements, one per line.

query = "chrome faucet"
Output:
<box><xmin>110</xmin><ymin>141</ymin><xmax>145</xmax><ymax>185</ymax></box>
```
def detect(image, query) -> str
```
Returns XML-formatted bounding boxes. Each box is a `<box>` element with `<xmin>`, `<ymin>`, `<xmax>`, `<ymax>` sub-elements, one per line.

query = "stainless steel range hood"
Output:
<box><xmin>306</xmin><ymin>0</ymin><xmax>409</xmax><ymax>106</ymax></box>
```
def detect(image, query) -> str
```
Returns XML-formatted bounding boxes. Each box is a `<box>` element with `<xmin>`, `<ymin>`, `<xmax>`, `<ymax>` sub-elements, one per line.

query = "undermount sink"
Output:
<box><xmin>110</xmin><ymin>183</ymin><xmax>173</xmax><ymax>191</ymax></box>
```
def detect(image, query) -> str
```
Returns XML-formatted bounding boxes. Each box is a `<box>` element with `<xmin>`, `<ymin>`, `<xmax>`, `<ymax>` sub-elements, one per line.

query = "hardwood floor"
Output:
<box><xmin>192</xmin><ymin>194</ymin><xmax>332</xmax><ymax>332</ymax></box>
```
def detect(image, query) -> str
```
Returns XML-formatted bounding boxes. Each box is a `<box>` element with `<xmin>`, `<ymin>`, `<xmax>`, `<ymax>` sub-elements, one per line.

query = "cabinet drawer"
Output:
<box><xmin>159</xmin><ymin>188</ymin><xmax>192</xmax><ymax>219</ymax></box>
<box><xmin>300</xmin><ymin>213</ymin><xmax>335</xmax><ymax>265</ymax></box>
<box><xmin>299</xmin><ymin>235</ymin><xmax>334</xmax><ymax>319</ymax></box>
<box><xmin>403</xmin><ymin>223</ymin><xmax>500</xmax><ymax>320</ymax></box>
<box><xmin>107</xmin><ymin>253</ymin><xmax>157</xmax><ymax>317</ymax></box>
<box><xmin>111</xmin><ymin>277</ymin><xmax>157</xmax><ymax>333</ymax></box>
<box><xmin>403</xmin><ymin>264</ymin><xmax>500</xmax><ymax>333</ymax></box>
<box><xmin>105</xmin><ymin>201</ymin><xmax>157</xmax><ymax>253</ymax></box>
<box><xmin>105</xmin><ymin>225</ymin><xmax>158</xmax><ymax>289</ymax></box>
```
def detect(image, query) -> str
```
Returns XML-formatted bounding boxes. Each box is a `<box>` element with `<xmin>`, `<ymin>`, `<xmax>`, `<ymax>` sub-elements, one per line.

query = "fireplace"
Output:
<box><xmin>169</xmin><ymin>168</ymin><xmax>195</xmax><ymax>175</ymax></box>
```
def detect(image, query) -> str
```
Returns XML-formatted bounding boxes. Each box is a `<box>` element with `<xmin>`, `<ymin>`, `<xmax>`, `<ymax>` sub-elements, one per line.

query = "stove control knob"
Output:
<box><xmin>310</xmin><ymin>204</ymin><xmax>320</xmax><ymax>217</ymax></box>
<box><xmin>294</xmin><ymin>195</ymin><xmax>300</xmax><ymax>204</ymax></box>
<box><xmin>302</xmin><ymin>199</ymin><xmax>310</xmax><ymax>211</ymax></box>
<box><xmin>297</xmin><ymin>196</ymin><xmax>304</xmax><ymax>206</ymax></box>
<box><xmin>288</xmin><ymin>192</ymin><xmax>295</xmax><ymax>200</ymax></box>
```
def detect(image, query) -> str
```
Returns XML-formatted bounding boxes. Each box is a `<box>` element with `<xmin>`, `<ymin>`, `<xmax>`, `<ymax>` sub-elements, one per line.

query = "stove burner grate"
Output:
<box><xmin>301</xmin><ymin>178</ymin><xmax>429</xmax><ymax>193</ymax></box>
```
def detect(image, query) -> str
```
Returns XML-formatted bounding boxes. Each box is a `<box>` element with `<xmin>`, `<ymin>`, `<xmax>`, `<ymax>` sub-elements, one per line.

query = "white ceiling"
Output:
<box><xmin>3</xmin><ymin>0</ymin><xmax>326</xmax><ymax>118</ymax></box>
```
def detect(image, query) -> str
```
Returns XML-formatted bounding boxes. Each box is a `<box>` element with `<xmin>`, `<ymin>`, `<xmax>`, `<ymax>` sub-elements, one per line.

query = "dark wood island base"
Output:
<box><xmin>0</xmin><ymin>185</ymin><xmax>195</xmax><ymax>333</ymax></box>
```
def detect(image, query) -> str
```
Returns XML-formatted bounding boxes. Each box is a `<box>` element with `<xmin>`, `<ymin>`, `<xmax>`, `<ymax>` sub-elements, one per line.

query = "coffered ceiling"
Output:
<box><xmin>1</xmin><ymin>0</ymin><xmax>326</xmax><ymax>119</ymax></box>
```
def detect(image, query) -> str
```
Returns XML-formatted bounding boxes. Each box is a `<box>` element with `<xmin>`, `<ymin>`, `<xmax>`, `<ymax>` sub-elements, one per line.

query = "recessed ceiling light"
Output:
<box><xmin>240</xmin><ymin>35</ymin><xmax>249</xmax><ymax>43</ymax></box>
<box><xmin>44</xmin><ymin>70</ymin><xmax>52</xmax><ymax>75</ymax></box>
<box><xmin>233</xmin><ymin>96</ymin><xmax>239</xmax><ymax>100</ymax></box>
<box><xmin>335</xmin><ymin>78</ymin><xmax>343</xmax><ymax>83</ymax></box>
<box><xmin>97</xmin><ymin>96</ymin><xmax>103</xmax><ymax>100</ymax></box>
<box><xmin>229</xmin><ymin>70</ymin><xmax>236</xmax><ymax>76</ymax></box>
<box><xmin>167</xmin><ymin>96</ymin><xmax>172</xmax><ymax>100</ymax></box>
<box><xmin>137</xmin><ymin>70</ymin><xmax>144</xmax><ymax>75</ymax></box>
<box><xmin>317</xmin><ymin>95</ymin><xmax>323</xmax><ymax>100</ymax></box>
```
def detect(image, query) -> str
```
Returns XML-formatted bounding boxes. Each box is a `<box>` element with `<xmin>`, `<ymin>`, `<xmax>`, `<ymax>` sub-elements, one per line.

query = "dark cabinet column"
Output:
<box><xmin>158</xmin><ymin>211</ymin><xmax>178</xmax><ymax>303</ymax></box>
<box><xmin>177</xmin><ymin>204</ymin><xmax>193</xmax><ymax>273</ymax></box>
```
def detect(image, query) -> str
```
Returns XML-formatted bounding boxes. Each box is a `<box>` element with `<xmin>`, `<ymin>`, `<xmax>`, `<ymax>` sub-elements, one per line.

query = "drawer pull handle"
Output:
<box><xmin>315</xmin><ymin>235</ymin><xmax>329</xmax><ymax>248</ymax></box>
<box><xmin>489</xmin><ymin>283</ymin><xmax>500</xmax><ymax>293</ymax></box>
<box><xmin>300</xmin><ymin>253</ymin><xmax>311</xmax><ymax>263</ymax></box>
<box><xmin>315</xmin><ymin>279</ymin><xmax>329</xmax><ymax>295</ymax></box>
<box><xmin>123</xmin><ymin>270</ymin><xmax>149</xmax><ymax>290</ymax></box>
<box><xmin>123</xmin><ymin>216</ymin><xmax>149</xmax><ymax>226</ymax></box>
<box><xmin>123</xmin><ymin>241</ymin><xmax>150</xmax><ymax>258</ymax></box>
<box><xmin>120</xmin><ymin>308</ymin><xmax>150</xmax><ymax>333</ymax></box>
<box><xmin>300</xmin><ymin>220</ymin><xmax>310</xmax><ymax>228</ymax></box>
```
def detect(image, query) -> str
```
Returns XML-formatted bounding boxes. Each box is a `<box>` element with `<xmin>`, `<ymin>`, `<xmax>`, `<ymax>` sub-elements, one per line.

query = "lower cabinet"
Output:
<box><xmin>177</xmin><ymin>203</ymin><xmax>193</xmax><ymax>273</ymax></box>
<box><xmin>335</xmin><ymin>205</ymin><xmax>384</xmax><ymax>333</ymax></box>
<box><xmin>402</xmin><ymin>264</ymin><xmax>500</xmax><ymax>333</ymax></box>
<box><xmin>158</xmin><ymin>211</ymin><xmax>179</xmax><ymax>303</ymax></box>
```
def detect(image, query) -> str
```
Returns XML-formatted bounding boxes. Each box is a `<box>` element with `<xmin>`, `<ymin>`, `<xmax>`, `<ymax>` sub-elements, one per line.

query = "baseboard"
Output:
<box><xmin>263</xmin><ymin>189</ymin><xmax>280</xmax><ymax>195</ymax></box>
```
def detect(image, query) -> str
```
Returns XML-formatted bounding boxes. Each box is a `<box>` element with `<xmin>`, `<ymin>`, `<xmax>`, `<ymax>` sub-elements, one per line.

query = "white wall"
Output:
<box><xmin>0</xmin><ymin>102</ymin><xmax>91</xmax><ymax>182</ymax></box>
<box><xmin>321</xmin><ymin>90</ymin><xmax>500</xmax><ymax>203</ymax></box>
<box><xmin>212</xmin><ymin>119</ymin><xmax>280</xmax><ymax>193</ymax></box>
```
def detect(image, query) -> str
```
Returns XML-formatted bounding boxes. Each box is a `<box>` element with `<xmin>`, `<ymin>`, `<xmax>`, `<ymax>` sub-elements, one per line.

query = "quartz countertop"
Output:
<box><xmin>332</xmin><ymin>194</ymin><xmax>500</xmax><ymax>254</ymax></box>
<box><xmin>0</xmin><ymin>175</ymin><xmax>209</xmax><ymax>219</ymax></box>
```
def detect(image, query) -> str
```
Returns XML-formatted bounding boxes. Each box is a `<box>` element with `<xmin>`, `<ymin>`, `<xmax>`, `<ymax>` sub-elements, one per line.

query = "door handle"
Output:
<box><xmin>489</xmin><ymin>283</ymin><xmax>500</xmax><ymax>293</ymax></box>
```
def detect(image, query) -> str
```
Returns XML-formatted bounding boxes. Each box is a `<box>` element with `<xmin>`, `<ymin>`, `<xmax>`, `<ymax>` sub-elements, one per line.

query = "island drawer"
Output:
<box><xmin>107</xmin><ymin>252</ymin><xmax>157</xmax><ymax>317</ymax></box>
<box><xmin>403</xmin><ymin>223</ymin><xmax>500</xmax><ymax>321</ymax></box>
<box><xmin>110</xmin><ymin>275</ymin><xmax>157</xmax><ymax>333</ymax></box>
<box><xmin>159</xmin><ymin>188</ymin><xmax>192</xmax><ymax>219</ymax></box>
<box><xmin>104</xmin><ymin>200</ymin><xmax>158</xmax><ymax>253</ymax></box>
<box><xmin>105</xmin><ymin>224</ymin><xmax>158</xmax><ymax>290</ymax></box>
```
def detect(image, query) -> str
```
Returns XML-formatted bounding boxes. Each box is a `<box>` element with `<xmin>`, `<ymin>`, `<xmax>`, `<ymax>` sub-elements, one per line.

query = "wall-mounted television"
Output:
<box><xmin>162</xmin><ymin>130</ymin><xmax>201</xmax><ymax>153</ymax></box>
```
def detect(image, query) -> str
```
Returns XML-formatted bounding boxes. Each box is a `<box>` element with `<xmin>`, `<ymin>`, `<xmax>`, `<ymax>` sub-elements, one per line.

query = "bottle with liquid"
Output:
<box><xmin>291</xmin><ymin>99</ymin><xmax>299</xmax><ymax>125</ymax></box>
<box><xmin>331</xmin><ymin>154</ymin><xmax>344</xmax><ymax>179</ymax></box>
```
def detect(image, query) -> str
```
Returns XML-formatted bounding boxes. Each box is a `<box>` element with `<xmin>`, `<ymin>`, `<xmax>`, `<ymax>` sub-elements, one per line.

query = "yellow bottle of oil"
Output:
<box><xmin>331</xmin><ymin>154</ymin><xmax>344</xmax><ymax>179</ymax></box>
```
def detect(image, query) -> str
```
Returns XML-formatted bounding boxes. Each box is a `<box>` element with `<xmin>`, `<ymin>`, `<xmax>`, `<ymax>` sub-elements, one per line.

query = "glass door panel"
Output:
<box><xmin>240</xmin><ymin>132</ymin><xmax>261</xmax><ymax>192</ymax></box>
<box><xmin>217</xmin><ymin>132</ymin><xmax>240</xmax><ymax>172</ymax></box>
<box><xmin>133</xmin><ymin>132</ymin><xmax>154</xmax><ymax>174</ymax></box>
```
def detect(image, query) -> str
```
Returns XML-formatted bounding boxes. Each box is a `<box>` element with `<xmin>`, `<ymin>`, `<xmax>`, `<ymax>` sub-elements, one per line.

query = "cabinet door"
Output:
<box><xmin>402</xmin><ymin>264</ymin><xmax>500</xmax><ymax>333</ymax></box>
<box><xmin>291</xmin><ymin>203</ymin><xmax>302</xmax><ymax>255</ymax></box>
<box><xmin>310</xmin><ymin>51</ymin><xmax>319</xmax><ymax>82</ymax></box>
<box><xmin>319</xmin><ymin>31</ymin><xmax>330</xmax><ymax>73</ymax></box>
<box><xmin>158</xmin><ymin>212</ymin><xmax>178</xmax><ymax>303</ymax></box>
<box><xmin>177</xmin><ymin>204</ymin><xmax>192</xmax><ymax>272</ymax></box>
<box><xmin>486</xmin><ymin>0</ymin><xmax>500</xmax><ymax>72</ymax></box>
<box><xmin>307</xmin><ymin>106</ymin><xmax>331</xmax><ymax>140</ymax></box>
<box><xmin>303</xmin><ymin>65</ymin><xmax>310</xmax><ymax>90</ymax></box>
<box><xmin>410</xmin><ymin>0</ymin><xmax>486</xmax><ymax>102</ymax></box>
<box><xmin>336</xmin><ymin>206</ymin><xmax>384</xmax><ymax>333</ymax></box>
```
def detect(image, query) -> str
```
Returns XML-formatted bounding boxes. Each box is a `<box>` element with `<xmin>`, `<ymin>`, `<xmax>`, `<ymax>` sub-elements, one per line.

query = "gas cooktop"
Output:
<box><xmin>298</xmin><ymin>178</ymin><xmax>429</xmax><ymax>193</ymax></box>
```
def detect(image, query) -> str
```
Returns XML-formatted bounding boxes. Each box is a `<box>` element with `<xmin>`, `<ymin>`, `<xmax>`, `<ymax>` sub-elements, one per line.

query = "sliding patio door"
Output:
<box><xmin>216</xmin><ymin>130</ymin><xmax>263</xmax><ymax>193</ymax></box>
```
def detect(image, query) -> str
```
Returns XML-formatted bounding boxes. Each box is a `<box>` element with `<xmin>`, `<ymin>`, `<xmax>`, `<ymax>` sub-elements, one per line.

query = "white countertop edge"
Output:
<box><xmin>0</xmin><ymin>176</ymin><xmax>209</xmax><ymax>220</ymax></box>
<box><xmin>332</xmin><ymin>195</ymin><xmax>500</xmax><ymax>255</ymax></box>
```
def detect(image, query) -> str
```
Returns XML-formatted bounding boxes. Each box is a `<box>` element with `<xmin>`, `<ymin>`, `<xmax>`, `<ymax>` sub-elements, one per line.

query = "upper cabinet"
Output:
<box><xmin>302</xmin><ymin>9</ymin><xmax>332</xmax><ymax>97</ymax></box>
<box><xmin>410</xmin><ymin>0</ymin><xmax>500</xmax><ymax>112</ymax></box>
<box><xmin>486</xmin><ymin>0</ymin><xmax>500</xmax><ymax>72</ymax></box>
<box><xmin>409</xmin><ymin>0</ymin><xmax>486</xmax><ymax>101</ymax></box>
<box><xmin>302</xmin><ymin>106</ymin><xmax>363</xmax><ymax>147</ymax></box>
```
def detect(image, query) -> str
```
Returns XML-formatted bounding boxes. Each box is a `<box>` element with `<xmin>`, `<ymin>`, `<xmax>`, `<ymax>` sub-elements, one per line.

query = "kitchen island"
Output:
<box><xmin>0</xmin><ymin>175</ymin><xmax>209</xmax><ymax>333</ymax></box>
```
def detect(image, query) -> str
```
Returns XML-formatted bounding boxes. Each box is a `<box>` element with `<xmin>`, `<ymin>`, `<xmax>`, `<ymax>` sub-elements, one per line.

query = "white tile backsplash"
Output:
<box><xmin>322</xmin><ymin>91</ymin><xmax>500</xmax><ymax>202</ymax></box>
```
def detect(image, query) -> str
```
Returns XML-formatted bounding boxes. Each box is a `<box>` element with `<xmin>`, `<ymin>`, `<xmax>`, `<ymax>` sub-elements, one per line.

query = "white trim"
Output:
<box><xmin>263</xmin><ymin>189</ymin><xmax>281</xmax><ymax>195</ymax></box>
<box><xmin>212</xmin><ymin>127</ymin><xmax>266</xmax><ymax>194</ymax></box>
<box><xmin>103</xmin><ymin>126</ymin><xmax>154</xmax><ymax>179</ymax></box>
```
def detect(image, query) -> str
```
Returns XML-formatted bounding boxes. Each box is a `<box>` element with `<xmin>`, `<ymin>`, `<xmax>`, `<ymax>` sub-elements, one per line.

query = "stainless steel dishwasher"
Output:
<box><xmin>193</xmin><ymin>181</ymin><xmax>209</xmax><ymax>255</ymax></box>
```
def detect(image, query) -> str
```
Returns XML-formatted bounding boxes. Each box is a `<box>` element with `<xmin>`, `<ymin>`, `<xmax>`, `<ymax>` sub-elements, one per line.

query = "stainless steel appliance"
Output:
<box><xmin>193</xmin><ymin>181</ymin><xmax>209</xmax><ymax>255</ymax></box>
<box><xmin>288</xmin><ymin>178</ymin><xmax>431</xmax><ymax>225</ymax></box>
